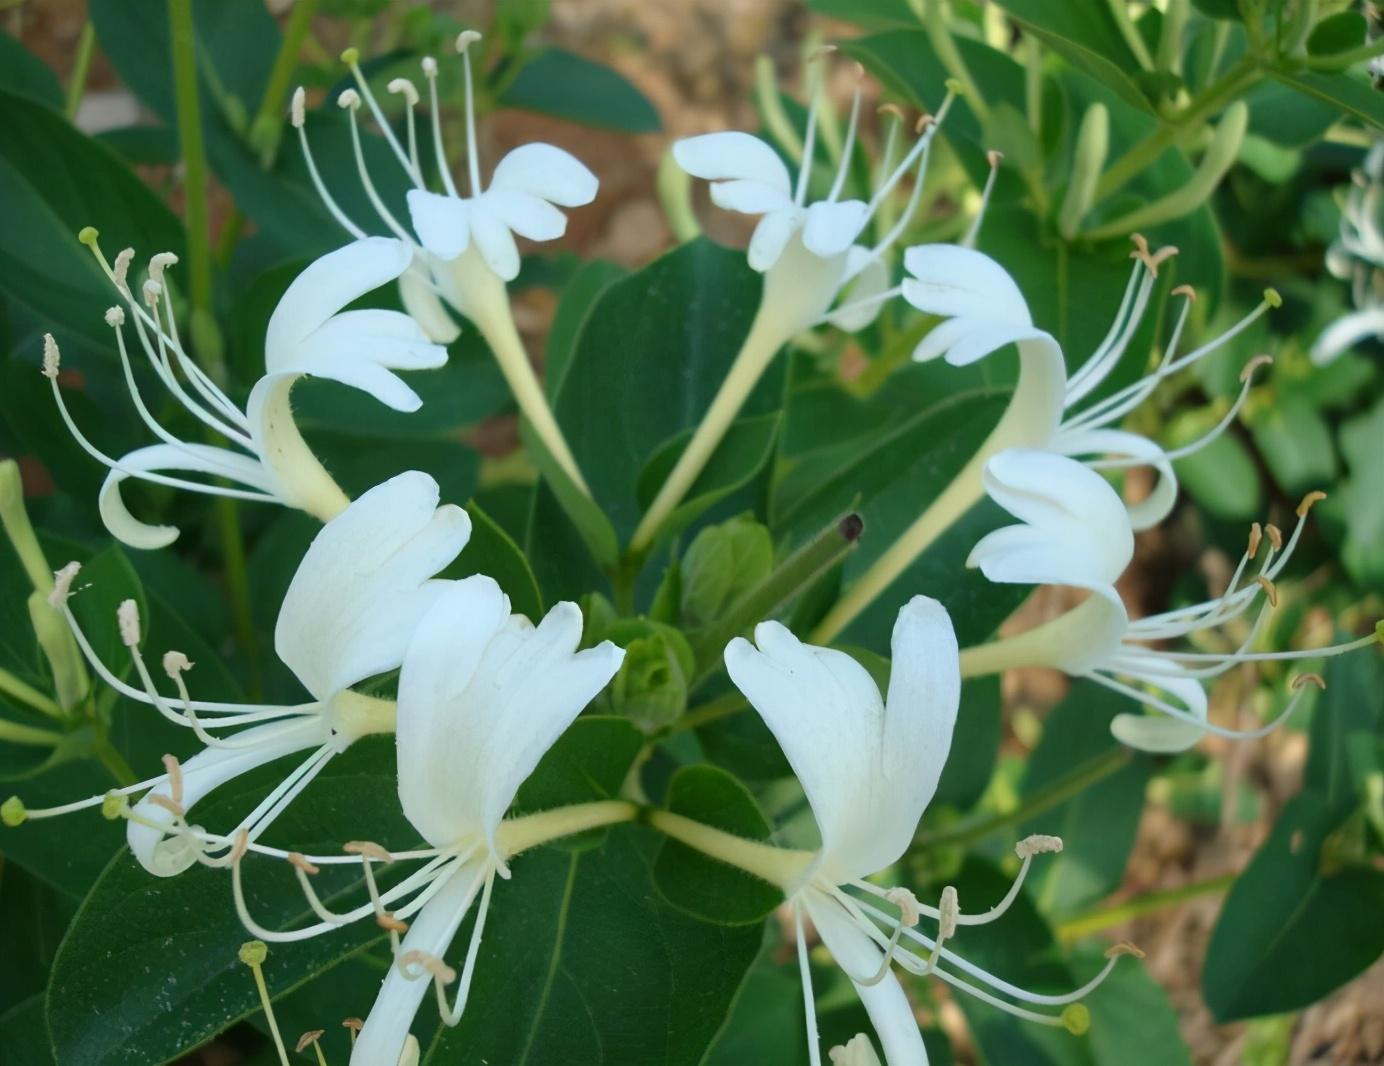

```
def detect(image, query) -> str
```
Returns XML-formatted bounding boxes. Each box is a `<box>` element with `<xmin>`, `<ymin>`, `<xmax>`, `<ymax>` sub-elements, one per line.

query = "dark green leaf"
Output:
<box><xmin>447</xmin><ymin>500</ymin><xmax>544</xmax><ymax>622</ymax></box>
<box><xmin>500</xmin><ymin>48</ymin><xmax>661</xmax><ymax>133</ymax></box>
<box><xmin>0</xmin><ymin>32</ymin><xmax>64</xmax><ymax>109</ymax></box>
<box><xmin>806</xmin><ymin>0</ymin><xmax>919</xmax><ymax>29</ymax></box>
<box><xmin>1304</xmin><ymin>646</ymin><xmax>1384</xmax><ymax>817</ymax></box>
<box><xmin>1307</xmin><ymin>12</ymin><xmax>1369</xmax><ymax>57</ymax></box>
<box><xmin>1269</xmin><ymin>69</ymin><xmax>1384</xmax><ymax>128</ymax></box>
<box><xmin>545</xmin><ymin>260</ymin><xmax>628</xmax><ymax>400</ymax></box>
<box><xmin>0</xmin><ymin>994</ymin><xmax>55</xmax><ymax>1066</ymax></box>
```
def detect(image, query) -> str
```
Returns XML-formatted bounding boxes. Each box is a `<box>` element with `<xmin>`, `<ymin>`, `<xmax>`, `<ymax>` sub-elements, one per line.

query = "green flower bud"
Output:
<box><xmin>609</xmin><ymin>630</ymin><xmax>693</xmax><ymax>733</ymax></box>
<box><xmin>680</xmin><ymin>516</ymin><xmax>773</xmax><ymax>628</ymax></box>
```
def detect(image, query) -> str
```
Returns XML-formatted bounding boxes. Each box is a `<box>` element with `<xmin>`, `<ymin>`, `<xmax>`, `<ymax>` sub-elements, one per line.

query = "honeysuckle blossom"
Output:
<box><xmin>631</xmin><ymin>69</ymin><xmax>968</xmax><ymax>552</ymax></box>
<box><xmin>1313</xmin><ymin>142</ymin><xmax>1384</xmax><ymax>365</ymax></box>
<box><xmin>291</xmin><ymin>31</ymin><xmax>594</xmax><ymax>491</ymax></box>
<box><xmin>46</xmin><ymin>235</ymin><xmax>445</xmax><ymax>549</ymax></box>
<box><xmin>959</xmin><ymin>456</ymin><xmax>1378</xmax><ymax>752</ymax></box>
<box><xmin>230</xmin><ymin>575</ymin><xmax>625</xmax><ymax>1066</ymax></box>
<box><xmin>2</xmin><ymin>472</ymin><xmax>470</xmax><ymax>874</ymax></box>
<box><xmin>716</xmin><ymin>597</ymin><xmax>1120</xmax><ymax>1065</ymax></box>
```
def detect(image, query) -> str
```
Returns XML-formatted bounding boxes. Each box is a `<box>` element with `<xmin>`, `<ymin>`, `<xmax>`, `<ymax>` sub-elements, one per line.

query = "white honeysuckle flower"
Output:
<box><xmin>1313</xmin><ymin>143</ymin><xmax>1384</xmax><ymax>365</ymax></box>
<box><xmin>4</xmin><ymin>472</ymin><xmax>470</xmax><ymax>875</ymax></box>
<box><xmin>48</xmin><ymin>235</ymin><xmax>445</xmax><ymax>549</ymax></box>
<box><xmin>902</xmin><ymin>239</ymin><xmax>1280</xmax><ymax>533</ymax></box>
<box><xmin>724</xmin><ymin>597</ymin><xmax>1117</xmax><ymax>1065</ymax></box>
<box><xmin>961</xmin><ymin>466</ymin><xmax>1378</xmax><ymax>752</ymax></box>
<box><xmin>227</xmin><ymin>575</ymin><xmax>623</xmax><ymax>1066</ymax></box>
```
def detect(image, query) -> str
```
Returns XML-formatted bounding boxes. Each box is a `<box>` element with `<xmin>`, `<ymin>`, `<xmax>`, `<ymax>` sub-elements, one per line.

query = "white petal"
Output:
<box><xmin>127</xmin><ymin>717</ymin><xmax>329</xmax><ymax>876</ymax></box>
<box><xmin>399</xmin><ymin>260</ymin><xmax>461</xmax><ymax>344</ymax></box>
<box><xmin>1311</xmin><ymin>307</ymin><xmax>1384</xmax><ymax>365</ymax></box>
<box><xmin>406</xmin><ymin>189</ymin><xmax>471</xmax><ymax>262</ymax></box>
<box><xmin>1106</xmin><ymin>651</ymin><xmax>1207</xmax><ymax>753</ymax></box>
<box><xmin>910</xmin><ymin>318</ymin><xmax>973</xmax><ymax>364</ymax></box>
<box><xmin>748</xmin><ymin>209</ymin><xmax>801</xmax><ymax>272</ymax></box>
<box><xmin>1110</xmin><ymin>712</ymin><xmax>1206</xmax><ymax>753</ymax></box>
<box><xmin>351</xmin><ymin>859</ymin><xmax>486</xmax><ymax>1066</ymax></box>
<box><xmin>469</xmin><ymin>208</ymin><xmax>522</xmax><ymax>282</ymax></box>
<box><xmin>828</xmin><ymin>248</ymin><xmax>890</xmax><ymax>332</ymax></box>
<box><xmin>673</xmin><ymin>131</ymin><xmax>792</xmax><ymax>197</ymax></box>
<box><xmin>804</xmin><ymin>200</ymin><xmax>869</xmax><ymax>259</ymax></box>
<box><xmin>264</xmin><ymin>238</ymin><xmax>413</xmax><ymax>371</ymax></box>
<box><xmin>804</xmin><ymin>891</ymin><xmax>930</xmax><ymax>1066</ymax></box>
<box><xmin>709</xmin><ymin>178</ymin><xmax>795</xmax><ymax>215</ymax></box>
<box><xmin>397</xmin><ymin>582</ymin><xmax>624</xmax><ymax>850</ymax></box>
<box><xmin>480</xmin><ymin>187</ymin><xmax>568</xmax><ymax>242</ymax></box>
<box><xmin>275</xmin><ymin>471</ymin><xmax>471</xmax><ymax>702</ymax></box>
<box><xmin>1055</xmin><ymin>427</ymin><xmax>1176</xmax><ymax>533</ymax></box>
<box><xmin>99</xmin><ymin>443</ymin><xmax>276</xmax><ymax>550</ymax></box>
<box><xmin>901</xmin><ymin>244</ymin><xmax>1031</xmax><ymax>325</ymax></box>
<box><xmin>490</xmin><ymin>143</ymin><xmax>598</xmax><ymax>207</ymax></box>
<box><xmin>276</xmin><ymin>310</ymin><xmax>447</xmax><ymax>412</ymax></box>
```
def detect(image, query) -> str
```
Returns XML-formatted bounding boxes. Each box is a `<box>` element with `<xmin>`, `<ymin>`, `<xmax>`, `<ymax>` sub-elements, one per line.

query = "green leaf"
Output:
<box><xmin>1333</xmin><ymin>396</ymin><xmax>1384</xmax><ymax>587</ymax></box>
<box><xmin>1306</xmin><ymin>11</ymin><xmax>1369</xmax><ymax>57</ymax></box>
<box><xmin>1245</xmin><ymin>80</ymin><xmax>1339</xmax><ymax>149</ymax></box>
<box><xmin>1304</xmin><ymin>647</ymin><xmax>1384</xmax><ymax>816</ymax></box>
<box><xmin>1191</xmin><ymin>0</ymin><xmax>1241</xmax><ymax>19</ymax></box>
<box><xmin>0</xmin><ymin>861</ymin><xmax>76</xmax><ymax>1014</ymax></box>
<box><xmin>806</xmin><ymin>0</ymin><xmax>919</xmax><ymax>29</ymax></box>
<box><xmin>0</xmin><ymin>32</ymin><xmax>64</xmax><ymax>109</ymax></box>
<box><xmin>653</xmin><ymin>765</ymin><xmax>783</xmax><ymax>925</ymax></box>
<box><xmin>552</xmin><ymin>238</ymin><xmax>772</xmax><ymax>543</ymax></box>
<box><xmin>500</xmin><ymin>47</ymin><xmax>661</xmax><ymax>133</ymax></box>
<box><xmin>1248</xmin><ymin>393</ymin><xmax>1337</xmax><ymax>495</ymax></box>
<box><xmin>1080</xmin><ymin>947</ymin><xmax>1193</xmax><ymax>1066</ymax></box>
<box><xmin>0</xmin><ymin>995</ymin><xmax>55</xmax><ymax>1066</ymax></box>
<box><xmin>1170</xmin><ymin>425</ymin><xmax>1263</xmax><ymax>521</ymax></box>
<box><xmin>989</xmin><ymin>0</ymin><xmax>1154</xmax><ymax>112</ymax></box>
<box><xmin>1203</xmin><ymin>791</ymin><xmax>1384</xmax><ymax>1020</ymax></box>
<box><xmin>520</xmin><ymin>420</ymin><xmax>621</xmax><ymax>571</ymax></box>
<box><xmin>447</xmin><ymin>500</ymin><xmax>544</xmax><ymax>622</ymax></box>
<box><xmin>1269</xmin><ymin>69</ymin><xmax>1384</xmax><ymax>128</ymax></box>
<box><xmin>0</xmin><ymin>90</ymin><xmax>185</xmax><ymax>351</ymax></box>
<box><xmin>545</xmin><ymin>260</ymin><xmax>629</xmax><ymax>400</ymax></box>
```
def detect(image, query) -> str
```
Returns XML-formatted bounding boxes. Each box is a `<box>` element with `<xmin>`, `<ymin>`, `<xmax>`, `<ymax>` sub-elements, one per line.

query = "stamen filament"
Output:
<box><xmin>795</xmin><ymin>903</ymin><xmax>823</xmax><ymax>1066</ymax></box>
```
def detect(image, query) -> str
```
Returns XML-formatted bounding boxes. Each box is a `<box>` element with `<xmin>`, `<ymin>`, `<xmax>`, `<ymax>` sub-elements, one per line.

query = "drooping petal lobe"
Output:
<box><xmin>673</xmin><ymin>131</ymin><xmax>793</xmax><ymax>197</ymax></box>
<box><xmin>406</xmin><ymin>189</ymin><xmax>473</xmax><ymax>261</ymax></box>
<box><xmin>490</xmin><ymin>143</ymin><xmax>598</xmax><ymax>207</ymax></box>
<box><xmin>804</xmin><ymin>200</ymin><xmax>869</xmax><ymax>259</ymax></box>
<box><xmin>902</xmin><ymin>244</ymin><xmax>1032</xmax><ymax>325</ymax></box>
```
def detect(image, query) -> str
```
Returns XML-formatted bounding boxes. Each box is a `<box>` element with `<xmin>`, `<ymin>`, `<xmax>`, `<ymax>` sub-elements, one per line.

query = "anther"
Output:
<box><xmin>1239</xmin><ymin>353</ymin><xmax>1273</xmax><ymax>383</ymax></box>
<box><xmin>876</xmin><ymin>103</ymin><xmax>906</xmax><ymax>121</ymax></box>
<box><xmin>914</xmin><ymin>112</ymin><xmax>935</xmax><ymax>134</ymax></box>
<box><xmin>78</xmin><ymin>226</ymin><xmax>100</xmax><ymax>247</ymax></box>
<box><xmin>421</xmin><ymin>56</ymin><xmax>438</xmax><ymax>76</ymax></box>
<box><xmin>1255</xmin><ymin>575</ymin><xmax>1278</xmax><ymax>607</ymax></box>
<box><xmin>342</xmin><ymin>1017</ymin><xmax>363</xmax><ymax>1035</ymax></box>
<box><xmin>1292</xmin><ymin>672</ymin><xmax>1326</xmax><ymax>691</ymax></box>
<box><xmin>148</xmin><ymin>793</ymin><xmax>185</xmax><ymax>818</ymax></box>
<box><xmin>49</xmin><ymin>561</ymin><xmax>80</xmax><ymax>607</ymax></box>
<box><xmin>387</xmin><ymin>78</ymin><xmax>419</xmax><ymax>106</ymax></box>
<box><xmin>230</xmin><ymin>828</ymin><xmax>250</xmax><ymax>863</ymax></box>
<box><xmin>1061</xmin><ymin>1003</ymin><xmax>1091</xmax><ymax>1036</ymax></box>
<box><xmin>344</xmin><ymin>840</ymin><xmax>393</xmax><ymax>862</ymax></box>
<box><xmin>1105</xmin><ymin>941</ymin><xmax>1145</xmax><ymax>959</ymax></box>
<box><xmin>986</xmin><ymin>149</ymin><xmax>1004</xmax><ymax>168</ymax></box>
<box><xmin>1297</xmin><ymin>490</ymin><xmax>1327</xmax><ymax>517</ymax></box>
<box><xmin>142</xmin><ymin>279</ymin><xmax>162</xmax><ymax>308</ymax></box>
<box><xmin>238</xmin><ymin>939</ymin><xmax>268</xmax><ymax>967</ymax></box>
<box><xmin>376</xmin><ymin>912</ymin><xmax>409</xmax><ymax>934</ymax></box>
<box><xmin>42</xmin><ymin>334</ymin><xmax>60</xmax><ymax>379</ymax></box>
<box><xmin>1016</xmin><ymin>834</ymin><xmax>1063</xmax><ymax>858</ymax></box>
<box><xmin>884</xmin><ymin>886</ymin><xmax>922</xmax><ymax>927</ymax></box>
<box><xmin>340</xmin><ymin>46</ymin><xmax>360</xmax><ymax>66</ymax></box>
<box><xmin>163</xmin><ymin>650</ymin><xmax>193</xmax><ymax>678</ymax></box>
<box><xmin>1172</xmin><ymin>283</ymin><xmax>1197</xmax><ymax>301</ymax></box>
<box><xmin>937</xmin><ymin>885</ymin><xmax>959</xmax><ymax>941</ymax></box>
<box><xmin>1247</xmin><ymin>522</ymin><xmax>1262</xmax><ymax>559</ymax></box>
<box><xmin>112</xmin><ymin>247</ymin><xmax>134</xmax><ymax>293</ymax></box>
<box><xmin>944</xmin><ymin>77</ymin><xmax>965</xmax><ymax>95</ymax></box>
<box><xmin>456</xmin><ymin>29</ymin><xmax>482</xmax><ymax>51</ymax></box>
<box><xmin>296</xmin><ymin>1031</ymin><xmax>325</xmax><ymax>1054</ymax></box>
<box><xmin>337</xmin><ymin>88</ymin><xmax>361</xmax><ymax>110</ymax></box>
<box><xmin>162</xmin><ymin>753</ymin><xmax>184</xmax><ymax>807</ymax></box>
<box><xmin>401</xmin><ymin>949</ymin><xmax>457</xmax><ymax>983</ymax></box>
<box><xmin>2</xmin><ymin>796</ymin><xmax>26</xmax><ymax>827</ymax></box>
<box><xmin>1264</xmin><ymin>287</ymin><xmax>1282</xmax><ymax>308</ymax></box>
<box><xmin>1265</xmin><ymin>523</ymin><xmax>1283</xmax><ymax>551</ymax></box>
<box><xmin>291</xmin><ymin>86</ymin><xmax>306</xmax><ymax>128</ymax></box>
<box><xmin>117</xmin><ymin>599</ymin><xmax>141</xmax><ymax>647</ymax></box>
<box><xmin>288</xmin><ymin>851</ymin><xmax>320</xmax><ymax>875</ymax></box>
<box><xmin>105</xmin><ymin>306</ymin><xmax>125</xmax><ymax>328</ymax></box>
<box><xmin>100</xmin><ymin>791</ymin><xmax>126</xmax><ymax>820</ymax></box>
<box><xmin>809</xmin><ymin>43</ymin><xmax>839</xmax><ymax>61</ymax></box>
<box><xmin>148</xmin><ymin>252</ymin><xmax>178</xmax><ymax>284</ymax></box>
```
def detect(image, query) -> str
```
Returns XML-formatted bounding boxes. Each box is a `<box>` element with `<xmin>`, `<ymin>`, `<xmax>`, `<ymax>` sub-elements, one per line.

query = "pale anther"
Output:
<box><xmin>1016</xmin><ymin>833</ymin><xmax>1063</xmax><ymax>858</ymax></box>
<box><xmin>148</xmin><ymin>793</ymin><xmax>185</xmax><ymax>818</ymax></box>
<box><xmin>1255</xmin><ymin>575</ymin><xmax>1278</xmax><ymax>607</ymax></box>
<box><xmin>162</xmin><ymin>650</ymin><xmax>193</xmax><ymax>678</ymax></box>
<box><xmin>1105</xmin><ymin>940</ymin><xmax>1145</xmax><ymax>959</ymax></box>
<box><xmin>142</xmin><ymin>279</ymin><xmax>162</xmax><ymax>307</ymax></box>
<box><xmin>162</xmin><ymin>753</ymin><xmax>184</xmax><ymax>807</ymax></box>
<box><xmin>1247</xmin><ymin>522</ymin><xmax>1263</xmax><ymax>559</ymax></box>
<box><xmin>456</xmin><ymin>29</ymin><xmax>482</xmax><ymax>51</ymax></box>
<box><xmin>104</xmin><ymin>306</ymin><xmax>125</xmax><ymax>328</ymax></box>
<box><xmin>387</xmin><ymin>78</ymin><xmax>419</xmax><ymax>106</ymax></box>
<box><xmin>148</xmin><ymin>251</ymin><xmax>178</xmax><ymax>284</ymax></box>
<box><xmin>296</xmin><ymin>1031</ymin><xmax>325</xmax><ymax>1054</ymax></box>
<box><xmin>117</xmin><ymin>598</ymin><xmax>141</xmax><ymax>647</ymax></box>
<box><xmin>42</xmin><ymin>333</ymin><xmax>60</xmax><ymax>379</ymax></box>
<box><xmin>986</xmin><ymin>149</ymin><xmax>1004</xmax><ymax>168</ymax></box>
<box><xmin>1292</xmin><ymin>672</ymin><xmax>1326</xmax><ymax>691</ymax></box>
<box><xmin>288</xmin><ymin>851</ymin><xmax>321</xmax><ymax>875</ymax></box>
<box><xmin>937</xmin><ymin>885</ymin><xmax>959</xmax><ymax>940</ymax></box>
<box><xmin>49</xmin><ymin>560</ymin><xmax>80</xmax><ymax>607</ymax></box>
<box><xmin>376</xmin><ymin>912</ymin><xmax>409</xmax><ymax>933</ymax></box>
<box><xmin>1172</xmin><ymin>283</ymin><xmax>1197</xmax><ymax>300</ymax></box>
<box><xmin>337</xmin><ymin>88</ymin><xmax>361</xmax><ymax>110</ymax></box>
<box><xmin>884</xmin><ymin>886</ymin><xmax>922</xmax><ymax>927</ymax></box>
<box><xmin>290</xmin><ymin>85</ymin><xmax>306</xmax><ymax>128</ymax></box>
<box><xmin>112</xmin><ymin>247</ymin><xmax>134</xmax><ymax>292</ymax></box>
<box><xmin>344</xmin><ymin>840</ymin><xmax>393</xmax><ymax>862</ymax></box>
<box><xmin>1265</xmin><ymin>523</ymin><xmax>1283</xmax><ymax>551</ymax></box>
<box><xmin>1297</xmin><ymin>490</ymin><xmax>1327</xmax><ymax>517</ymax></box>
<box><xmin>1239</xmin><ymin>353</ymin><xmax>1273</xmax><ymax>383</ymax></box>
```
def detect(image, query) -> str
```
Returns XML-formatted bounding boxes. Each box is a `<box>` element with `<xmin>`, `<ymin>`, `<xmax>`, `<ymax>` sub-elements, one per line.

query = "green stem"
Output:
<box><xmin>167</xmin><ymin>0</ymin><xmax>220</xmax><ymax>377</ymax></box>
<box><xmin>0</xmin><ymin>669</ymin><xmax>64</xmax><ymax>721</ymax></box>
<box><xmin>1057</xmin><ymin>873</ymin><xmax>1235</xmax><ymax>942</ymax></box>
<box><xmin>687</xmin><ymin>513</ymin><xmax>863</xmax><ymax>682</ymax></box>
<box><xmin>215</xmin><ymin>497</ymin><xmax>262</xmax><ymax>700</ymax></box>
<box><xmin>248</xmin><ymin>0</ymin><xmax>319</xmax><ymax>168</ymax></box>
<box><xmin>667</xmin><ymin>690</ymin><xmax>748</xmax><ymax>735</ymax></box>
<box><xmin>1302</xmin><ymin>36</ymin><xmax>1384</xmax><ymax>69</ymax></box>
<box><xmin>647</xmin><ymin>808</ymin><xmax>814</xmax><ymax>888</ymax></box>
<box><xmin>922</xmin><ymin>0</ymin><xmax>989</xmax><ymax>122</ymax></box>
<box><xmin>1094</xmin><ymin>56</ymin><xmax>1260</xmax><ymax>202</ymax></box>
<box><xmin>0</xmin><ymin>717</ymin><xmax>63</xmax><ymax>746</ymax></box>
<box><xmin>916</xmin><ymin>747</ymin><xmax>1131</xmax><ymax>851</ymax></box>
<box><xmin>1106</xmin><ymin>0</ymin><xmax>1155</xmax><ymax>70</ymax></box>
<box><xmin>65</xmin><ymin>22</ymin><xmax>97</xmax><ymax>120</ymax></box>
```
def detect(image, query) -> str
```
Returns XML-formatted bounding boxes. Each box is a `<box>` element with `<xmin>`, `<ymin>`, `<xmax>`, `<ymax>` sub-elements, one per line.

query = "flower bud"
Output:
<box><xmin>680</xmin><ymin>515</ymin><xmax>773</xmax><ymax>628</ymax></box>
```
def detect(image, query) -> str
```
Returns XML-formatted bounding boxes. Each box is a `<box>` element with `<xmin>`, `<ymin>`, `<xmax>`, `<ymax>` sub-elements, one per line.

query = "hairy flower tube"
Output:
<box><xmin>629</xmin><ymin>64</ymin><xmax>966</xmax><ymax>553</ymax></box>
<box><xmin>2</xmin><ymin>472</ymin><xmax>470</xmax><ymax>874</ymax></box>
<box><xmin>655</xmin><ymin>597</ymin><xmax>1126</xmax><ymax>1064</ymax></box>
<box><xmin>815</xmin><ymin>237</ymin><xmax>1279</xmax><ymax>642</ymax></box>
<box><xmin>227</xmin><ymin>575</ymin><xmax>625</xmax><ymax>1066</ymax></box>
<box><xmin>1314</xmin><ymin>142</ymin><xmax>1384</xmax><ymax>365</ymax></box>
<box><xmin>292</xmin><ymin>31</ymin><xmax>595</xmax><ymax>492</ymax></box>
<box><xmin>47</xmin><ymin>235</ymin><xmax>445</xmax><ymax>549</ymax></box>
<box><xmin>960</xmin><ymin>455</ymin><xmax>1377</xmax><ymax>751</ymax></box>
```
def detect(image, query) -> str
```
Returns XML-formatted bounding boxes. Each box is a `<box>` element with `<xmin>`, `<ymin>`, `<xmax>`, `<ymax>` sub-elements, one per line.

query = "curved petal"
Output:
<box><xmin>1054</xmin><ymin>427</ymin><xmax>1176</xmax><ymax>533</ymax></box>
<box><xmin>804</xmin><ymin>891</ymin><xmax>930</xmax><ymax>1066</ymax></box>
<box><xmin>804</xmin><ymin>200</ymin><xmax>869</xmax><ymax>259</ymax></box>
<box><xmin>469</xmin><ymin>208</ymin><xmax>522</xmax><ymax>282</ymax></box>
<box><xmin>490</xmin><ymin>143</ymin><xmax>598</xmax><ymax>207</ymax></box>
<box><xmin>901</xmin><ymin>244</ymin><xmax>1031</xmax><ymax>325</ymax></box>
<box><xmin>351</xmin><ymin>858</ymin><xmax>487</xmax><ymax>1066</ymax></box>
<box><xmin>827</xmin><ymin>248</ymin><xmax>890</xmax><ymax>332</ymax></box>
<box><xmin>479</xmin><ymin>187</ymin><xmax>568</xmax><ymax>242</ymax></box>
<box><xmin>406</xmin><ymin>189</ymin><xmax>472</xmax><ymax>262</ymax></box>
<box><xmin>1311</xmin><ymin>306</ymin><xmax>1384</xmax><ymax>365</ymax></box>
<box><xmin>275</xmin><ymin>471</ymin><xmax>471</xmax><ymax>702</ymax></box>
<box><xmin>1105</xmin><ymin>651</ymin><xmax>1208</xmax><ymax>753</ymax></box>
<box><xmin>397</xmin><ymin>579</ymin><xmax>624</xmax><ymax>851</ymax></box>
<box><xmin>673</xmin><ymin>131</ymin><xmax>792</xmax><ymax>197</ymax></box>
<box><xmin>265</xmin><ymin>238</ymin><xmax>413</xmax><ymax>370</ymax></box>
<box><xmin>398</xmin><ymin>260</ymin><xmax>461</xmax><ymax>344</ymax></box>
<box><xmin>709</xmin><ymin>178</ymin><xmax>795</xmax><ymax>215</ymax></box>
<box><xmin>276</xmin><ymin>311</ymin><xmax>447</xmax><ymax>413</ymax></box>
<box><xmin>99</xmin><ymin>443</ymin><xmax>276</xmax><ymax>550</ymax></box>
<box><xmin>126</xmin><ymin>716</ymin><xmax>329</xmax><ymax>876</ymax></box>
<box><xmin>910</xmin><ymin>317</ymin><xmax>972</xmax><ymax>364</ymax></box>
<box><xmin>748</xmin><ymin>209</ymin><xmax>801</xmax><ymax>272</ymax></box>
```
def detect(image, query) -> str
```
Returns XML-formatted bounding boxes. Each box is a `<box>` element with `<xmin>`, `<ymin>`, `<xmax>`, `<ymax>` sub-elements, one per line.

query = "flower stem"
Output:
<box><xmin>1056</xmin><ymin>873</ymin><xmax>1235</xmax><ymax>942</ymax></box>
<box><xmin>64</xmin><ymin>21</ymin><xmax>96</xmax><ymax>121</ymax></box>
<box><xmin>167</xmin><ymin>0</ymin><xmax>221</xmax><ymax>379</ymax></box>
<box><xmin>497</xmin><ymin>800</ymin><xmax>639</xmax><ymax>856</ymax></box>
<box><xmin>647</xmin><ymin>808</ymin><xmax>813</xmax><ymax>889</ymax></box>
<box><xmin>915</xmin><ymin>747</ymin><xmax>1131</xmax><ymax>851</ymax></box>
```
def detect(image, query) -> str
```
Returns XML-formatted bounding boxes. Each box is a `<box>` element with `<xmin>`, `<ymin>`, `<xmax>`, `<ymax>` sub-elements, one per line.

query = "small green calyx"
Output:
<box><xmin>2</xmin><ymin>796</ymin><xmax>26</xmax><ymax>827</ymax></box>
<box><xmin>1062</xmin><ymin>1004</ymin><xmax>1091</xmax><ymax>1036</ymax></box>
<box><xmin>239</xmin><ymin>940</ymin><xmax>268</xmax><ymax>967</ymax></box>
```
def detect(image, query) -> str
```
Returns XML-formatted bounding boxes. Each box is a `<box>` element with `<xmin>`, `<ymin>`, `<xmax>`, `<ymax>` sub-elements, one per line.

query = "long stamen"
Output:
<box><xmin>342</xmin><ymin>48</ymin><xmax>419</xmax><ymax>184</ymax></box>
<box><xmin>456</xmin><ymin>32</ymin><xmax>484</xmax><ymax>197</ymax></box>
<box><xmin>826</xmin><ymin>76</ymin><xmax>863</xmax><ymax>203</ymax></box>
<box><xmin>1086</xmin><ymin>669</ymin><xmax>1325</xmax><ymax>740</ymax></box>
<box><xmin>338</xmin><ymin>91</ymin><xmax>416</xmax><ymax>243</ymax></box>
<box><xmin>795</xmin><ymin>903</ymin><xmax>823</xmax><ymax>1066</ymax></box>
<box><xmin>420</xmin><ymin>57</ymin><xmax>460</xmax><ymax>199</ymax></box>
<box><xmin>388</xmin><ymin>78</ymin><xmax>423</xmax><ymax>182</ymax></box>
<box><xmin>794</xmin><ymin>52</ymin><xmax>827</xmax><ymax>207</ymax></box>
<box><xmin>862</xmin><ymin>85</ymin><xmax>958</xmax><ymax>227</ymax></box>
<box><xmin>962</xmin><ymin>150</ymin><xmax>1002</xmax><ymax>249</ymax></box>
<box><xmin>155</xmin><ymin>272</ymin><xmax>249</xmax><ymax>429</ymax></box>
<box><xmin>240</xmin><ymin>940</ymin><xmax>291</xmax><ymax>1066</ymax></box>
<box><xmin>437</xmin><ymin>864</ymin><xmax>495</xmax><ymax>1025</ymax></box>
<box><xmin>292</xmin><ymin>87</ymin><xmax>368</xmax><ymax>239</ymax></box>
